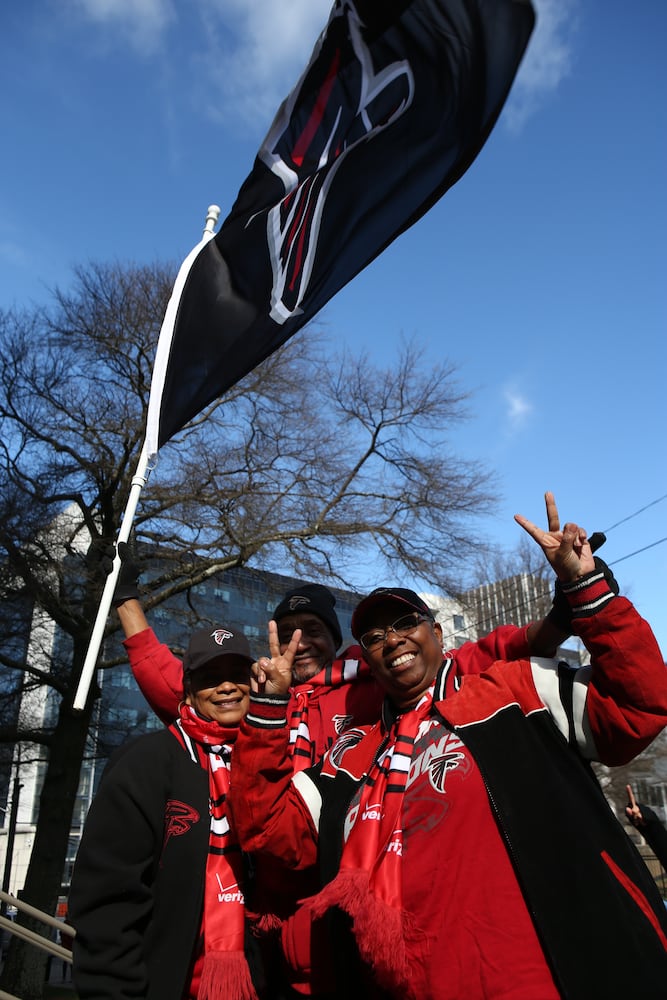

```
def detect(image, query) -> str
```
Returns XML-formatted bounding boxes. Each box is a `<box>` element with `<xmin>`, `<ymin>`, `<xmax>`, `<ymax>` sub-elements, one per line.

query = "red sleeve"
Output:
<box><xmin>124</xmin><ymin>628</ymin><xmax>183</xmax><ymax>725</ymax></box>
<box><xmin>451</xmin><ymin>625</ymin><xmax>531</xmax><ymax>675</ymax></box>
<box><xmin>230</xmin><ymin>694</ymin><xmax>319</xmax><ymax>870</ymax></box>
<box><xmin>577</xmin><ymin>596</ymin><xmax>667</xmax><ymax>765</ymax></box>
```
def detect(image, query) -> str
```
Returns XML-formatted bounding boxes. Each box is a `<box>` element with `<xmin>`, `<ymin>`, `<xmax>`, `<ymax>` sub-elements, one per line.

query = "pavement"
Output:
<box><xmin>44</xmin><ymin>988</ymin><xmax>77</xmax><ymax>1000</ymax></box>
<box><xmin>44</xmin><ymin>963</ymin><xmax>77</xmax><ymax>998</ymax></box>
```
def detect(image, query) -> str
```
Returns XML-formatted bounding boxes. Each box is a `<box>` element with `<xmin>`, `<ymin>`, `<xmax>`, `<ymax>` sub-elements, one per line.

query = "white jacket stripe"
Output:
<box><xmin>571</xmin><ymin>665</ymin><xmax>596</xmax><ymax>759</ymax></box>
<box><xmin>530</xmin><ymin>657</ymin><xmax>597</xmax><ymax>760</ymax></box>
<box><xmin>292</xmin><ymin>770</ymin><xmax>323</xmax><ymax>831</ymax></box>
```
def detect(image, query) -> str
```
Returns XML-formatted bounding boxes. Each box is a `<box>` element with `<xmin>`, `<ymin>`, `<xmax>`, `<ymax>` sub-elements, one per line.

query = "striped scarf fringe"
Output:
<box><xmin>305</xmin><ymin>693</ymin><xmax>433</xmax><ymax>997</ymax></box>
<box><xmin>172</xmin><ymin>706</ymin><xmax>258</xmax><ymax>1000</ymax></box>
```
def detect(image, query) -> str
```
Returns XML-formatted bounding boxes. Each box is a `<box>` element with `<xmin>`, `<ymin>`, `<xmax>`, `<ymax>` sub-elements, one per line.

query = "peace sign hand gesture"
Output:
<box><xmin>251</xmin><ymin>620</ymin><xmax>301</xmax><ymax>696</ymax></box>
<box><xmin>514</xmin><ymin>491</ymin><xmax>595</xmax><ymax>584</ymax></box>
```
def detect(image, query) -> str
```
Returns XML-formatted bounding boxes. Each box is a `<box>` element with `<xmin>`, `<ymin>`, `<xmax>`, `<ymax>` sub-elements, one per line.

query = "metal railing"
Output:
<box><xmin>640</xmin><ymin>851</ymin><xmax>667</xmax><ymax>898</ymax></box>
<box><xmin>0</xmin><ymin>890</ymin><xmax>74</xmax><ymax>1000</ymax></box>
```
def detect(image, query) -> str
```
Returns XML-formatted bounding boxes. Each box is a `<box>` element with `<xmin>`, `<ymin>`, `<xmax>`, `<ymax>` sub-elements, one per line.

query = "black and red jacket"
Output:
<box><xmin>126</xmin><ymin>617</ymin><xmax>536</xmax><ymax>996</ymax></box>
<box><xmin>231</xmin><ymin>583</ymin><xmax>667</xmax><ymax>998</ymax></box>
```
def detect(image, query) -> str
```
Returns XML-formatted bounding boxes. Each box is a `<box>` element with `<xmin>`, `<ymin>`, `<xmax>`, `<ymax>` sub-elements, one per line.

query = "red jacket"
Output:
<box><xmin>230</xmin><ymin>588</ymin><xmax>667</xmax><ymax>998</ymax></box>
<box><xmin>126</xmin><ymin>623</ymin><xmax>535</xmax><ymax>995</ymax></box>
<box><xmin>125</xmin><ymin>624</ymin><xmax>535</xmax><ymax>748</ymax></box>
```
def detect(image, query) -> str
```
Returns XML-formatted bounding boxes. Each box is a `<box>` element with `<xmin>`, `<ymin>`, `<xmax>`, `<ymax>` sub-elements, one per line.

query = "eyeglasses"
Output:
<box><xmin>359</xmin><ymin>612</ymin><xmax>430</xmax><ymax>651</ymax></box>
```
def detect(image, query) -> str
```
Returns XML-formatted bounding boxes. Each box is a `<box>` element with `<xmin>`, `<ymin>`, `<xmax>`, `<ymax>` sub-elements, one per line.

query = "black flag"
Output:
<box><xmin>146</xmin><ymin>0</ymin><xmax>535</xmax><ymax>456</ymax></box>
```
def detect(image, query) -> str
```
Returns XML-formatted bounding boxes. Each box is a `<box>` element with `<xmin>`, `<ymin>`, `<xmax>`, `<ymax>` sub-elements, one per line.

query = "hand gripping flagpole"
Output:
<box><xmin>73</xmin><ymin>205</ymin><xmax>222</xmax><ymax>712</ymax></box>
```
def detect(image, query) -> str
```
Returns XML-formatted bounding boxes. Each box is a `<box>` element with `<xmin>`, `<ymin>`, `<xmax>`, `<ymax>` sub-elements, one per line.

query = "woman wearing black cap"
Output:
<box><xmin>68</xmin><ymin>625</ymin><xmax>264</xmax><ymax>1000</ymax></box>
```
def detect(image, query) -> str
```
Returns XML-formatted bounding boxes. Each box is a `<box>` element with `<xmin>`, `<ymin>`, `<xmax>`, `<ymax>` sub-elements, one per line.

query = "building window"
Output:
<box><xmin>214</xmin><ymin>588</ymin><xmax>230</xmax><ymax>601</ymax></box>
<box><xmin>109</xmin><ymin>668</ymin><xmax>136</xmax><ymax>689</ymax></box>
<box><xmin>453</xmin><ymin>614</ymin><xmax>465</xmax><ymax>632</ymax></box>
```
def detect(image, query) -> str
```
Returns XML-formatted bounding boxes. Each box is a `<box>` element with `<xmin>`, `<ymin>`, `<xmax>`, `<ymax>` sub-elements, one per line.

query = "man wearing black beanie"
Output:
<box><xmin>114</xmin><ymin>560</ymin><xmax>383</xmax><ymax>761</ymax></box>
<box><xmin>272</xmin><ymin>583</ymin><xmax>342</xmax><ymax>683</ymax></box>
<box><xmin>268</xmin><ymin>582</ymin><xmax>381</xmax><ymax>766</ymax></box>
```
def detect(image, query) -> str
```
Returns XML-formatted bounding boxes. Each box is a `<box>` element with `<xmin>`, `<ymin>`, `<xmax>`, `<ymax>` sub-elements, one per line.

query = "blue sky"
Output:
<box><xmin>2</xmin><ymin>0</ymin><xmax>665</xmax><ymax>654</ymax></box>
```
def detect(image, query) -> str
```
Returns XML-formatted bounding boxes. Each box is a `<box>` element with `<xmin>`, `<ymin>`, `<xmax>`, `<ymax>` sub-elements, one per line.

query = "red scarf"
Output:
<box><xmin>289</xmin><ymin>654</ymin><xmax>372</xmax><ymax>771</ymax></box>
<box><xmin>307</xmin><ymin>692</ymin><xmax>433</xmax><ymax>997</ymax></box>
<box><xmin>171</xmin><ymin>705</ymin><xmax>258</xmax><ymax>1000</ymax></box>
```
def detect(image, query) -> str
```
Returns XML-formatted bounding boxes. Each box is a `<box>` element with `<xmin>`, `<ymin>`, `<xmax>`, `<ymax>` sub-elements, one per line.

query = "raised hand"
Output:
<box><xmin>514</xmin><ymin>491</ymin><xmax>595</xmax><ymax>583</ymax></box>
<box><xmin>251</xmin><ymin>620</ymin><xmax>302</xmax><ymax>696</ymax></box>
<box><xmin>625</xmin><ymin>784</ymin><xmax>645</xmax><ymax>829</ymax></box>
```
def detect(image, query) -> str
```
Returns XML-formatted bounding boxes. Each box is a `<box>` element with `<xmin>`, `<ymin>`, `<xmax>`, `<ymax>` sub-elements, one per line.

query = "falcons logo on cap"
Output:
<box><xmin>288</xmin><ymin>596</ymin><xmax>311</xmax><ymax>610</ymax></box>
<box><xmin>211</xmin><ymin>629</ymin><xmax>234</xmax><ymax>645</ymax></box>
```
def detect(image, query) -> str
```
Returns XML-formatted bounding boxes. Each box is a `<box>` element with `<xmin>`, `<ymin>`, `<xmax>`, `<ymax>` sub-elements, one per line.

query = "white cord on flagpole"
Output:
<box><xmin>72</xmin><ymin>204</ymin><xmax>222</xmax><ymax>712</ymax></box>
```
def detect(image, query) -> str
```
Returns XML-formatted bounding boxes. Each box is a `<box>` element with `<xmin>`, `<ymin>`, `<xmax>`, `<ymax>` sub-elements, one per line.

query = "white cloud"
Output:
<box><xmin>64</xmin><ymin>0</ymin><xmax>580</xmax><ymax>132</ymax></box>
<box><xmin>207</xmin><ymin>0</ymin><xmax>582</xmax><ymax>134</ymax></box>
<box><xmin>504</xmin><ymin>0</ymin><xmax>580</xmax><ymax>131</ymax></box>
<box><xmin>196</xmin><ymin>0</ymin><xmax>331</xmax><ymax>129</ymax></box>
<box><xmin>67</xmin><ymin>0</ymin><xmax>176</xmax><ymax>53</ymax></box>
<box><xmin>504</xmin><ymin>387</ymin><xmax>533</xmax><ymax>428</ymax></box>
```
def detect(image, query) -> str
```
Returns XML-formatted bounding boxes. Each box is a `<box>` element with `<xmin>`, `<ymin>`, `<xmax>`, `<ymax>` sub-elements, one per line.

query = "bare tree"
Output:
<box><xmin>453</xmin><ymin>535</ymin><xmax>554</xmax><ymax>642</ymax></box>
<box><xmin>0</xmin><ymin>259</ymin><xmax>494</xmax><ymax>997</ymax></box>
<box><xmin>593</xmin><ymin>730</ymin><xmax>667</xmax><ymax>823</ymax></box>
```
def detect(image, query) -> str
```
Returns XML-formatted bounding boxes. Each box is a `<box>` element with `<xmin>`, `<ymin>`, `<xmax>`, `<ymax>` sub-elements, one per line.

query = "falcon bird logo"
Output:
<box><xmin>288</xmin><ymin>596</ymin><xmax>311</xmax><ymax>610</ymax></box>
<box><xmin>428</xmin><ymin>751</ymin><xmax>466</xmax><ymax>793</ymax></box>
<box><xmin>329</xmin><ymin>727</ymin><xmax>367</xmax><ymax>769</ymax></box>
<box><xmin>162</xmin><ymin>799</ymin><xmax>200</xmax><ymax>856</ymax></box>
<box><xmin>211</xmin><ymin>629</ymin><xmax>234</xmax><ymax>645</ymax></box>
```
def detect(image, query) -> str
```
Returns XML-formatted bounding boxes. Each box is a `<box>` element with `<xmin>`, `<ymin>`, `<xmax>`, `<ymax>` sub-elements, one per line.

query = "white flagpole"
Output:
<box><xmin>72</xmin><ymin>205</ymin><xmax>221</xmax><ymax>712</ymax></box>
<box><xmin>144</xmin><ymin>204</ymin><xmax>222</xmax><ymax>461</ymax></box>
<box><xmin>72</xmin><ymin>444</ymin><xmax>150</xmax><ymax>710</ymax></box>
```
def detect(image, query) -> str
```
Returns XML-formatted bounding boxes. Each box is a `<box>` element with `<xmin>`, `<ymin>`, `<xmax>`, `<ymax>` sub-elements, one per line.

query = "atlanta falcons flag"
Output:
<box><xmin>145</xmin><ymin>0</ymin><xmax>535</xmax><ymax>457</ymax></box>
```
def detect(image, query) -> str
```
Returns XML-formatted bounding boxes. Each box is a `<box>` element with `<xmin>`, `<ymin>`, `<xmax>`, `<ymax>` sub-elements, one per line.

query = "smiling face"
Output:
<box><xmin>358</xmin><ymin>600</ymin><xmax>443</xmax><ymax>710</ymax></box>
<box><xmin>276</xmin><ymin>612</ymin><xmax>338</xmax><ymax>684</ymax></box>
<box><xmin>185</xmin><ymin>658</ymin><xmax>251</xmax><ymax>726</ymax></box>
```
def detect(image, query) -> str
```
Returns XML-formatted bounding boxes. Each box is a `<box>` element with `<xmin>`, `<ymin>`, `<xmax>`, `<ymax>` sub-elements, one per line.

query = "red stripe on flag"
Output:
<box><xmin>291</xmin><ymin>50</ymin><xmax>342</xmax><ymax>167</ymax></box>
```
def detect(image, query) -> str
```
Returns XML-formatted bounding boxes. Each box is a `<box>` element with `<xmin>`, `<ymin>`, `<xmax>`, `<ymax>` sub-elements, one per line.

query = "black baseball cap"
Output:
<box><xmin>182</xmin><ymin>626</ymin><xmax>253</xmax><ymax>674</ymax></box>
<box><xmin>351</xmin><ymin>588</ymin><xmax>435</xmax><ymax>640</ymax></box>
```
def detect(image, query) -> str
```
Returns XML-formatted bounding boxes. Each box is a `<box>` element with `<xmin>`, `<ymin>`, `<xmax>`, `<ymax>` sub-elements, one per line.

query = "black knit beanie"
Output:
<box><xmin>272</xmin><ymin>583</ymin><xmax>342</xmax><ymax>649</ymax></box>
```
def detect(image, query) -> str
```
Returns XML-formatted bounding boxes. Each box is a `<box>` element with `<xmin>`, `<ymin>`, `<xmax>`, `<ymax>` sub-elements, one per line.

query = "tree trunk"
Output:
<box><xmin>0</xmin><ymin>648</ymin><xmax>95</xmax><ymax>1000</ymax></box>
